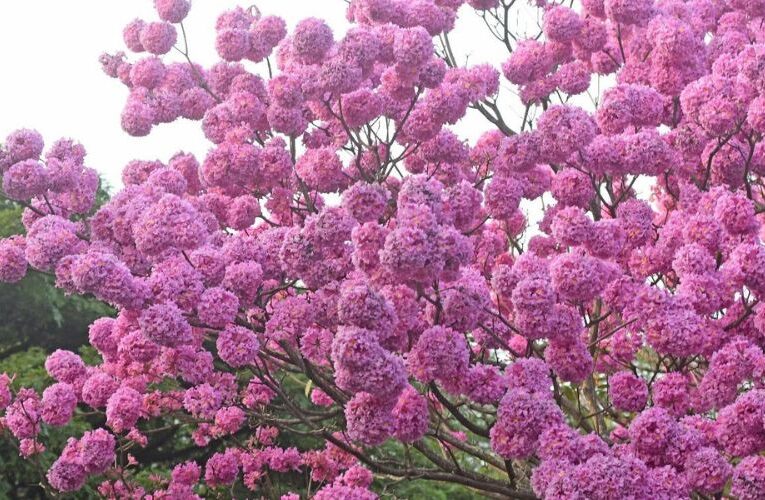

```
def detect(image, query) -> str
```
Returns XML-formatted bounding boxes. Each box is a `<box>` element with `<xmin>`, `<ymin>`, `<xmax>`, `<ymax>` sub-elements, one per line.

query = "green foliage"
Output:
<box><xmin>0</xmin><ymin>199</ymin><xmax>24</xmax><ymax>235</ymax></box>
<box><xmin>378</xmin><ymin>479</ymin><xmax>482</xmax><ymax>499</ymax></box>
<box><xmin>1</xmin><ymin>346</ymin><xmax>51</xmax><ymax>391</ymax></box>
<box><xmin>0</xmin><ymin>270</ymin><xmax>114</xmax><ymax>354</ymax></box>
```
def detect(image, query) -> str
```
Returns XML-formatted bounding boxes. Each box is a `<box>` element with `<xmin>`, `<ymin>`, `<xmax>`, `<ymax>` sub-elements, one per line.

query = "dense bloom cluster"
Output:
<box><xmin>6</xmin><ymin>0</ymin><xmax>765</xmax><ymax>497</ymax></box>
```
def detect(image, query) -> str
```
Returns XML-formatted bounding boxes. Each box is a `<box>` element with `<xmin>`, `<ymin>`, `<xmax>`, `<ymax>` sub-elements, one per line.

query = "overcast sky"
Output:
<box><xmin>0</xmin><ymin>1</ymin><xmax>542</xmax><ymax>190</ymax></box>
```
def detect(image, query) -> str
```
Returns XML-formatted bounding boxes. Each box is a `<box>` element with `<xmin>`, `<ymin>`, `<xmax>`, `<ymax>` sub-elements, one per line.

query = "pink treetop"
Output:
<box><xmin>3</xmin><ymin>0</ymin><xmax>765</xmax><ymax>498</ymax></box>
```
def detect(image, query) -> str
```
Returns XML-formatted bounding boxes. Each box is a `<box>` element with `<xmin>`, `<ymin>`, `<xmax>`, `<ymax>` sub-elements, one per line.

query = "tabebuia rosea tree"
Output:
<box><xmin>5</xmin><ymin>0</ymin><xmax>765</xmax><ymax>497</ymax></box>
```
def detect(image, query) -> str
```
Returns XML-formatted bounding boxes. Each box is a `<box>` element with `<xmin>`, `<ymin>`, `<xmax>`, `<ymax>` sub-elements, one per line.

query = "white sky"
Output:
<box><xmin>0</xmin><ymin>1</ymin><xmax>557</xmax><ymax>192</ymax></box>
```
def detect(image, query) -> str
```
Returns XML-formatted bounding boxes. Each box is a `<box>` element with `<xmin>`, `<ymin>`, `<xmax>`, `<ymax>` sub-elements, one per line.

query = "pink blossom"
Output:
<box><xmin>608</xmin><ymin>371</ymin><xmax>648</xmax><ymax>412</ymax></box>
<box><xmin>41</xmin><ymin>382</ymin><xmax>77</xmax><ymax>426</ymax></box>
<box><xmin>139</xmin><ymin>22</ymin><xmax>177</xmax><ymax>55</ymax></box>
<box><xmin>105</xmin><ymin>386</ymin><xmax>143</xmax><ymax>433</ymax></box>
<box><xmin>154</xmin><ymin>0</ymin><xmax>190</xmax><ymax>23</ymax></box>
<box><xmin>216</xmin><ymin>324</ymin><xmax>260</xmax><ymax>368</ymax></box>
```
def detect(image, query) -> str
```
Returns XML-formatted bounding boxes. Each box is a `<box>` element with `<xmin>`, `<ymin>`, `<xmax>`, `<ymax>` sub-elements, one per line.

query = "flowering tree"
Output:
<box><xmin>4</xmin><ymin>0</ymin><xmax>765</xmax><ymax>497</ymax></box>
